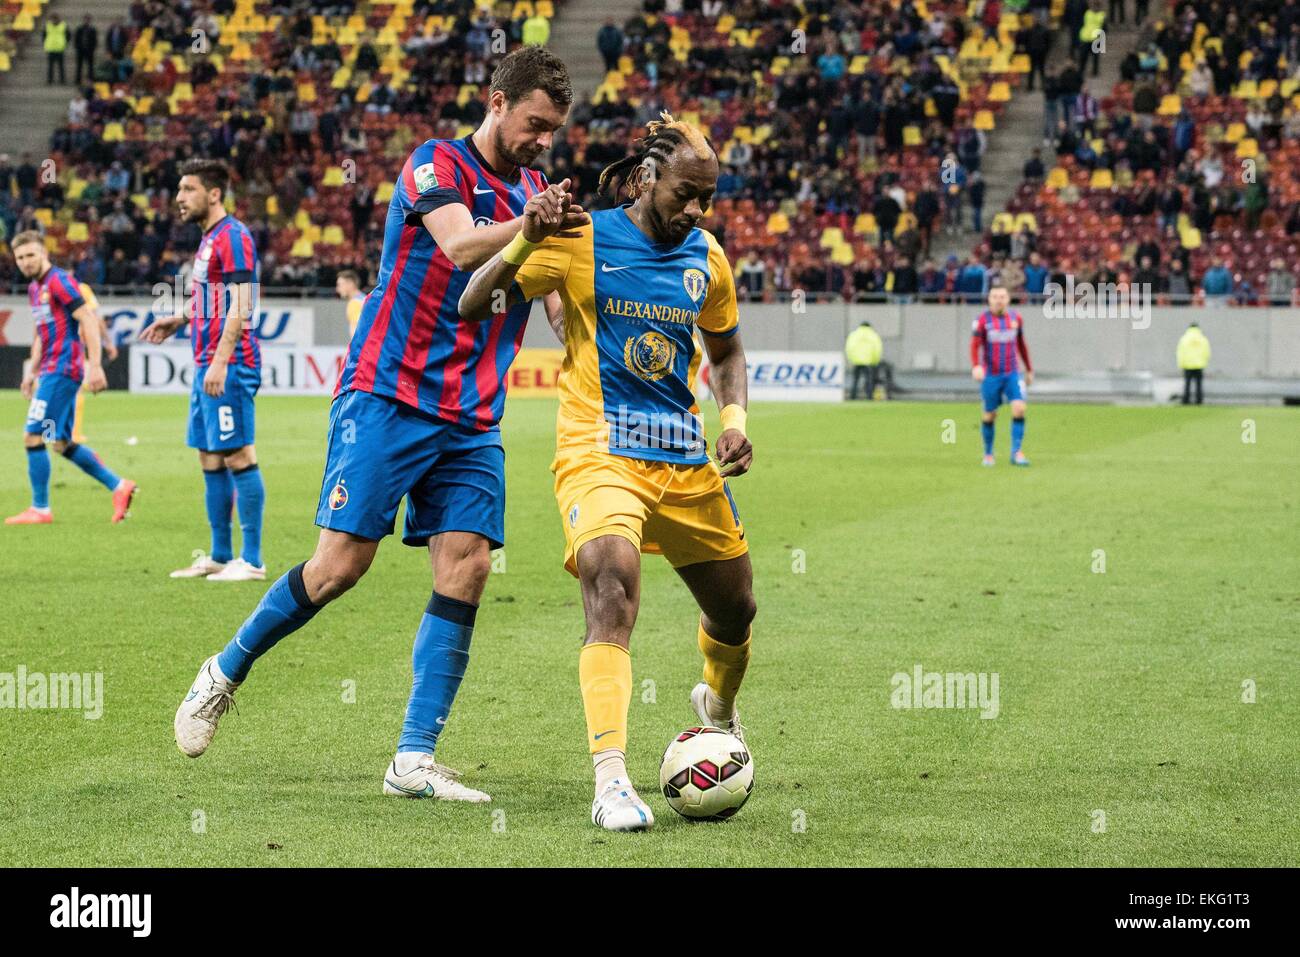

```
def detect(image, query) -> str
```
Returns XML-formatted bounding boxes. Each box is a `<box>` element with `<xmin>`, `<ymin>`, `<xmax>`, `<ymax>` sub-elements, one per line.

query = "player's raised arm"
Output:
<box><xmin>458</xmin><ymin>181</ymin><xmax>580</xmax><ymax>323</ymax></box>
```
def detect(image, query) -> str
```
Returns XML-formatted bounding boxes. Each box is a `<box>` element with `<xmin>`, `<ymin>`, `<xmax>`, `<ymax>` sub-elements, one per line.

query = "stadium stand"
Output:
<box><xmin>985</xmin><ymin>0</ymin><xmax>1300</xmax><ymax>304</ymax></box>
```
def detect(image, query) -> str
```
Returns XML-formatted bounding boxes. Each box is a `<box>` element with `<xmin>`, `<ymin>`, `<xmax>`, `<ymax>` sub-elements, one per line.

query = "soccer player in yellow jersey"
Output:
<box><xmin>335</xmin><ymin>268</ymin><xmax>366</xmax><ymax>338</ymax></box>
<box><xmin>71</xmin><ymin>280</ymin><xmax>117</xmax><ymax>443</ymax></box>
<box><xmin>460</xmin><ymin>114</ymin><xmax>756</xmax><ymax>832</ymax></box>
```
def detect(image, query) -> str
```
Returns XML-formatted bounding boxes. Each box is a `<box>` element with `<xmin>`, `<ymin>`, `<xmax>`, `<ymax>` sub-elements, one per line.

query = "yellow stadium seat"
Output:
<box><xmin>95</xmin><ymin>82</ymin><xmax>110</xmax><ymax>99</ymax></box>
<box><xmin>103</xmin><ymin>122</ymin><xmax>125</xmax><ymax>142</ymax></box>
<box><xmin>989</xmin><ymin>80</ymin><xmax>1011</xmax><ymax>102</ymax></box>
<box><xmin>819</xmin><ymin>227</ymin><xmax>844</xmax><ymax>249</ymax></box>
<box><xmin>322</xmin><ymin>167</ymin><xmax>346</xmax><ymax>187</ymax></box>
<box><xmin>1223</xmin><ymin>122</ymin><xmax>1245</xmax><ymax>144</ymax></box>
<box><xmin>1158</xmin><ymin>94</ymin><xmax>1181</xmax><ymax>115</ymax></box>
<box><xmin>1181</xmin><ymin>227</ymin><xmax>1201</xmax><ymax>249</ymax></box>
<box><xmin>1236</xmin><ymin>138</ymin><xmax>1258</xmax><ymax>159</ymax></box>
<box><xmin>991</xmin><ymin>212</ymin><xmax>1015</xmax><ymax>233</ymax></box>
<box><xmin>1089</xmin><ymin>168</ymin><xmax>1114</xmax><ymax>189</ymax></box>
<box><xmin>297</xmin><ymin>83</ymin><xmax>317</xmax><ymax>103</ymax></box>
<box><xmin>1014</xmin><ymin>212</ymin><xmax>1038</xmax><ymax>233</ymax></box>
<box><xmin>849</xmin><ymin>55</ymin><xmax>869</xmax><ymax>75</ymax></box>
<box><xmin>266</xmin><ymin>195</ymin><xmax>279</xmax><ymax>216</ymax></box>
<box><xmin>973</xmin><ymin>110</ymin><xmax>995</xmax><ymax>131</ymax></box>
<box><xmin>766</xmin><ymin>211</ymin><xmax>790</xmax><ymax>234</ymax></box>
<box><xmin>924</xmin><ymin>97</ymin><xmax>938</xmax><ymax>117</ymax></box>
<box><xmin>1233</xmin><ymin>79</ymin><xmax>1257</xmax><ymax>98</ymax></box>
<box><xmin>1010</xmin><ymin>53</ymin><xmax>1030</xmax><ymax>73</ymax></box>
<box><xmin>1045</xmin><ymin>167</ymin><xmax>1069</xmax><ymax>189</ymax></box>
<box><xmin>322</xmin><ymin>225</ymin><xmax>345</xmax><ymax>245</ymax></box>
<box><xmin>1258</xmin><ymin>79</ymin><xmax>1277</xmax><ymax>99</ymax></box>
<box><xmin>290</xmin><ymin>237</ymin><xmax>315</xmax><ymax>258</ymax></box>
<box><xmin>34</xmin><ymin>208</ymin><xmax>53</xmax><ymax>227</ymax></box>
<box><xmin>377</xmin><ymin>181</ymin><xmax>395</xmax><ymax>203</ymax></box>
<box><xmin>903</xmin><ymin>126</ymin><xmax>922</xmax><ymax>146</ymax></box>
<box><xmin>830</xmin><ymin>243</ymin><xmax>854</xmax><ymax>266</ymax></box>
<box><xmin>67</xmin><ymin>222</ymin><xmax>89</xmax><ymax>242</ymax></box>
<box><xmin>0</xmin><ymin>53</ymin><xmax>11</xmax><ymax>72</ymax></box>
<box><xmin>853</xmin><ymin>213</ymin><xmax>876</xmax><ymax>235</ymax></box>
<box><xmin>294</xmin><ymin>209</ymin><xmax>312</xmax><ymax>230</ymax></box>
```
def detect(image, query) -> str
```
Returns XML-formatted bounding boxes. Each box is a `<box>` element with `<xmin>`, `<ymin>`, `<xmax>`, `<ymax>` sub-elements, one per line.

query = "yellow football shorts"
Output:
<box><xmin>552</xmin><ymin>449</ymin><xmax>748</xmax><ymax>577</ymax></box>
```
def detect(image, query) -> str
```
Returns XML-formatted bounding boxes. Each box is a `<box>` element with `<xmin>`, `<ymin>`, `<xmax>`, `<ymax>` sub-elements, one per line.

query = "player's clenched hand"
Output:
<box><xmin>971</xmin><ymin>364</ymin><xmax>985</xmax><ymax>382</ymax></box>
<box><xmin>716</xmin><ymin>429</ymin><xmax>753</xmax><ymax>478</ymax></box>
<box><xmin>522</xmin><ymin>178</ymin><xmax>586</xmax><ymax>243</ymax></box>
<box><xmin>203</xmin><ymin>359</ymin><xmax>227</xmax><ymax>398</ymax></box>
<box><xmin>83</xmin><ymin>365</ymin><xmax>107</xmax><ymax>394</ymax></box>
<box><xmin>140</xmin><ymin>316</ymin><xmax>183</xmax><ymax>344</ymax></box>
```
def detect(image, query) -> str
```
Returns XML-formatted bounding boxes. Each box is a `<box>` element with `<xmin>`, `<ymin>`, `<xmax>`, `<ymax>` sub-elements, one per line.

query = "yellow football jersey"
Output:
<box><xmin>513</xmin><ymin>207</ymin><xmax>738</xmax><ymax>465</ymax></box>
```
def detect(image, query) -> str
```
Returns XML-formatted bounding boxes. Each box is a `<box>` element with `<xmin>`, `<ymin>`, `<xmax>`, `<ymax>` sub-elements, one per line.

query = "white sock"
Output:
<box><xmin>704</xmin><ymin>686</ymin><xmax>733</xmax><ymax>724</ymax></box>
<box><xmin>394</xmin><ymin>751</ymin><xmax>430</xmax><ymax>774</ymax></box>
<box><xmin>593</xmin><ymin>748</ymin><xmax>628</xmax><ymax>794</ymax></box>
<box><xmin>33</xmin><ymin>506</ymin><xmax>51</xmax><ymax>514</ymax></box>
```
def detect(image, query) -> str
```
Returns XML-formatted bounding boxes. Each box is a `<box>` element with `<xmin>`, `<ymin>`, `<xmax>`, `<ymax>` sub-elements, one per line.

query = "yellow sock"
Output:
<box><xmin>73</xmin><ymin>390</ymin><xmax>85</xmax><ymax>443</ymax></box>
<box><xmin>698</xmin><ymin>622</ymin><xmax>751</xmax><ymax>712</ymax></box>
<box><xmin>579</xmin><ymin>642</ymin><xmax>631</xmax><ymax>755</ymax></box>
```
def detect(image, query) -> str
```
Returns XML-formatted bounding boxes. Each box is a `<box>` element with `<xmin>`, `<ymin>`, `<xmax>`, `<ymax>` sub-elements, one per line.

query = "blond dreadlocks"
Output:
<box><xmin>596</xmin><ymin>111</ymin><xmax>715</xmax><ymax>200</ymax></box>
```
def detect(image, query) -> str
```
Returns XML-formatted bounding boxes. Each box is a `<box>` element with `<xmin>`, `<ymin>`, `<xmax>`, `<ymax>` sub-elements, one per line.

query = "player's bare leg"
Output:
<box><xmin>1009</xmin><ymin>398</ymin><xmax>1029</xmax><ymax>466</ymax></box>
<box><xmin>676</xmin><ymin>554</ymin><xmax>757</xmax><ymax>740</ymax></box>
<box><xmin>383</xmin><ymin>531</ymin><xmax>492</xmax><ymax>802</ymax></box>
<box><xmin>576</xmin><ymin>534</ymin><xmax>653</xmax><ymax>831</ymax></box>
<box><xmin>175</xmin><ymin>529</ymin><xmax>376</xmax><ymax>757</ymax></box>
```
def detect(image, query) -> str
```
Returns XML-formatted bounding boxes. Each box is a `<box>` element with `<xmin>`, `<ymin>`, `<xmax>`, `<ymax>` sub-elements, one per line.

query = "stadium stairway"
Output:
<box><xmin>930</xmin><ymin>8</ymin><xmax>1149</xmax><ymax>265</ymax></box>
<box><xmin>545</xmin><ymin>0</ymin><xmax>639</xmax><ymax>104</ymax></box>
<box><xmin>0</xmin><ymin>0</ymin><xmax>127</xmax><ymax>161</ymax></box>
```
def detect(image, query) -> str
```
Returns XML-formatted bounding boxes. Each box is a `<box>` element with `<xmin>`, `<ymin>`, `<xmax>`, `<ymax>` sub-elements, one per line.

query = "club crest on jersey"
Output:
<box><xmin>414</xmin><ymin>162</ymin><xmax>438</xmax><ymax>193</ymax></box>
<box><xmin>682</xmin><ymin>268</ymin><xmax>707</xmax><ymax>303</ymax></box>
<box><xmin>328</xmin><ymin>482</ymin><xmax>348</xmax><ymax>510</ymax></box>
<box><xmin>624</xmin><ymin>331</ymin><xmax>677</xmax><ymax>382</ymax></box>
<box><xmin>568</xmin><ymin>503</ymin><xmax>579</xmax><ymax>528</ymax></box>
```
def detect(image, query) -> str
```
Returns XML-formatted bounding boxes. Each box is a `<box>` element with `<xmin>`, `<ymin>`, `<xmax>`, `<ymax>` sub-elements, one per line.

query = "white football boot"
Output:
<box><xmin>175</xmin><ymin>655</ymin><xmax>240</xmax><ymax>757</ymax></box>
<box><xmin>170</xmin><ymin>554</ymin><xmax>227</xmax><ymax>578</ymax></box>
<box><xmin>382</xmin><ymin>754</ymin><xmax>491</xmax><ymax>802</ymax></box>
<box><xmin>691</xmin><ymin>681</ymin><xmax>748</xmax><ymax>745</ymax></box>
<box><xmin>591</xmin><ymin>779</ymin><xmax>655</xmax><ymax>832</ymax></box>
<box><xmin>207</xmin><ymin>558</ymin><xmax>267</xmax><ymax>582</ymax></box>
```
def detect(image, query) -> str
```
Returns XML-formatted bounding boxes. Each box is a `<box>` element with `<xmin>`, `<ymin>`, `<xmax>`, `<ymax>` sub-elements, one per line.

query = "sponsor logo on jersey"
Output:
<box><xmin>624</xmin><ymin>331</ymin><xmax>677</xmax><ymax>382</ymax></box>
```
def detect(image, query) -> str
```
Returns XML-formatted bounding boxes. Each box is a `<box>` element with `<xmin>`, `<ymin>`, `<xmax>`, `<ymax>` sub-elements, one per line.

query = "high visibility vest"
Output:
<box><xmin>44</xmin><ymin>21</ymin><xmax>68</xmax><ymax>53</ymax></box>
<box><xmin>1079</xmin><ymin>10</ymin><xmax>1105</xmax><ymax>45</ymax></box>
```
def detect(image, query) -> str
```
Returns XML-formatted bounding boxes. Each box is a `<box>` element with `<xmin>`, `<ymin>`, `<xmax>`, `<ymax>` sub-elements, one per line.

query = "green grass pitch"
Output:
<box><xmin>1</xmin><ymin>392</ymin><xmax>1297</xmax><ymax>866</ymax></box>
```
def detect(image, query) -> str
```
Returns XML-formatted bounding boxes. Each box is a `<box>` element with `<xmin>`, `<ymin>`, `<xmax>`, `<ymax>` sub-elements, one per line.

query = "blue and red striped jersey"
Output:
<box><xmin>337</xmin><ymin>136</ymin><xmax>547</xmax><ymax>430</ymax></box>
<box><xmin>188</xmin><ymin>214</ymin><xmax>260</xmax><ymax>369</ymax></box>
<box><xmin>971</xmin><ymin>309</ymin><xmax>1030</xmax><ymax>376</ymax></box>
<box><xmin>30</xmin><ymin>265</ymin><xmax>87</xmax><ymax>382</ymax></box>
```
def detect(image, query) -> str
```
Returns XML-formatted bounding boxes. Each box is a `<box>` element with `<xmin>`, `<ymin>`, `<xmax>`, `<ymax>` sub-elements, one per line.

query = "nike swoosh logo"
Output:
<box><xmin>594</xmin><ymin>730</ymin><xmax>615</xmax><ymax>740</ymax></box>
<box><xmin>219</xmin><ymin>432</ymin><xmax>235</xmax><ymax>440</ymax></box>
<box><xmin>601</xmin><ymin>263</ymin><xmax>632</xmax><ymax>273</ymax></box>
<box><xmin>473</xmin><ymin>185</ymin><xmax>494</xmax><ymax>194</ymax></box>
<box><xmin>435</xmin><ymin>717</ymin><xmax>447</xmax><ymax>725</ymax></box>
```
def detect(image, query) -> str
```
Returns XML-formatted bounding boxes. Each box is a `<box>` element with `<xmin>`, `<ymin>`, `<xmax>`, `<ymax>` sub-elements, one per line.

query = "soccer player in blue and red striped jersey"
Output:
<box><xmin>6</xmin><ymin>232</ymin><xmax>137</xmax><ymax>525</ymax></box>
<box><xmin>173</xmin><ymin>48</ymin><xmax>588</xmax><ymax>803</ymax></box>
<box><xmin>141</xmin><ymin>159</ymin><xmax>267</xmax><ymax>582</ymax></box>
<box><xmin>971</xmin><ymin>285</ymin><xmax>1033</xmax><ymax>467</ymax></box>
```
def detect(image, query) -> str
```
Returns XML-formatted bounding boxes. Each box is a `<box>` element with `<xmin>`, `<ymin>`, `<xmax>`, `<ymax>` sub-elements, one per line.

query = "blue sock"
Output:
<box><xmin>63</xmin><ymin>442</ymin><xmax>120</xmax><ymax>492</ymax></box>
<box><xmin>1012</xmin><ymin>416</ymin><xmax>1026</xmax><ymax>455</ymax></box>
<box><xmin>231</xmin><ymin>464</ymin><xmax>265</xmax><ymax>568</ymax></box>
<box><xmin>216</xmin><ymin>562</ymin><xmax>320</xmax><ymax>682</ymax></box>
<box><xmin>981</xmin><ymin>421</ymin><xmax>995</xmax><ymax>456</ymax></box>
<box><xmin>397</xmin><ymin>593</ymin><xmax>477</xmax><ymax>755</ymax></box>
<box><xmin>27</xmin><ymin>445</ymin><xmax>51</xmax><ymax>509</ymax></box>
<box><xmin>203</xmin><ymin>467</ymin><xmax>234</xmax><ymax>564</ymax></box>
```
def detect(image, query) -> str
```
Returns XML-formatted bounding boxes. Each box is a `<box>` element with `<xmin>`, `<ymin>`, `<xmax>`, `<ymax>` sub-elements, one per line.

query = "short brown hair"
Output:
<box><xmin>337</xmin><ymin>269</ymin><xmax>360</xmax><ymax>285</ymax></box>
<box><xmin>489</xmin><ymin>46</ymin><xmax>572</xmax><ymax>107</ymax></box>
<box><xmin>179</xmin><ymin>158</ymin><xmax>230</xmax><ymax>197</ymax></box>
<box><xmin>10</xmin><ymin>230</ymin><xmax>44</xmax><ymax>251</ymax></box>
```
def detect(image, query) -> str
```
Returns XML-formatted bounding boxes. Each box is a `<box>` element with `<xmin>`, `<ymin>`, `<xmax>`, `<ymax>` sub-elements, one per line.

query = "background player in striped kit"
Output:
<box><xmin>142</xmin><ymin>159</ymin><xmax>266</xmax><ymax>580</ymax></box>
<box><xmin>6</xmin><ymin>232</ymin><xmax>136</xmax><ymax>526</ymax></box>
<box><xmin>971</xmin><ymin>285</ymin><xmax>1033</xmax><ymax>467</ymax></box>
<box><xmin>172</xmin><ymin>48</ymin><xmax>587</xmax><ymax>804</ymax></box>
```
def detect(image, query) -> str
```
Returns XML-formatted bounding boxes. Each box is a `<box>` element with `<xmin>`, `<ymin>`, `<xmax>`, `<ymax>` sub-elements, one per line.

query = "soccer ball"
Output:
<box><xmin>659</xmin><ymin>727</ymin><xmax>754</xmax><ymax>820</ymax></box>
